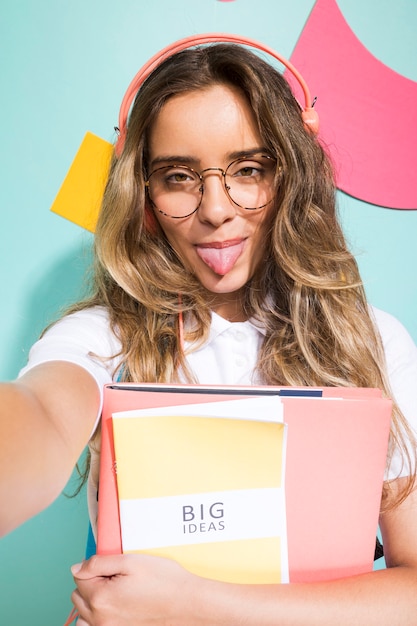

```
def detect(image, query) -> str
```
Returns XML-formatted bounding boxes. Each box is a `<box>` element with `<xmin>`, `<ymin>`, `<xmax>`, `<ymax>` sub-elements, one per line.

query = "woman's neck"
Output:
<box><xmin>208</xmin><ymin>291</ymin><xmax>248</xmax><ymax>323</ymax></box>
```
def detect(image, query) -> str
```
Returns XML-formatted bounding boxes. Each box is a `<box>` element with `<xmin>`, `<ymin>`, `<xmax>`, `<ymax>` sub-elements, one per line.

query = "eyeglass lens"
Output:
<box><xmin>146</xmin><ymin>154</ymin><xmax>276</xmax><ymax>218</ymax></box>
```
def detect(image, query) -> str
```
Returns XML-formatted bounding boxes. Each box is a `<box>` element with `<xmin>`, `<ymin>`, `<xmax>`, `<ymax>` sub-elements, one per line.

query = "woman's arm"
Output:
<box><xmin>0</xmin><ymin>361</ymin><xmax>100</xmax><ymax>535</ymax></box>
<box><xmin>71</xmin><ymin>477</ymin><xmax>417</xmax><ymax>625</ymax></box>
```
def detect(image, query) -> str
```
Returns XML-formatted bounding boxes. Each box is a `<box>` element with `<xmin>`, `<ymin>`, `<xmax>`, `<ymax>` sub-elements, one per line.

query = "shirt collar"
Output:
<box><xmin>185</xmin><ymin>311</ymin><xmax>266</xmax><ymax>351</ymax></box>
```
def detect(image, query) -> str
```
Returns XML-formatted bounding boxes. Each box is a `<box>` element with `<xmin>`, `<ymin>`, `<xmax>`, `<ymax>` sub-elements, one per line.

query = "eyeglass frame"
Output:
<box><xmin>144</xmin><ymin>153</ymin><xmax>278</xmax><ymax>219</ymax></box>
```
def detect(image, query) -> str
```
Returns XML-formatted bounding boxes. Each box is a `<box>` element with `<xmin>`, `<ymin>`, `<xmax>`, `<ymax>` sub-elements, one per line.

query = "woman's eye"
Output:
<box><xmin>233</xmin><ymin>162</ymin><xmax>263</xmax><ymax>178</ymax></box>
<box><xmin>172</xmin><ymin>173</ymin><xmax>188</xmax><ymax>182</ymax></box>
<box><xmin>165</xmin><ymin>169</ymin><xmax>194</xmax><ymax>184</ymax></box>
<box><xmin>238</xmin><ymin>166</ymin><xmax>258</xmax><ymax>177</ymax></box>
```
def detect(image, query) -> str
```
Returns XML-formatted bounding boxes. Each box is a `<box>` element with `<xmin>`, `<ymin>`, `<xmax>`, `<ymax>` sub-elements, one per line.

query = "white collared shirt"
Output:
<box><xmin>19</xmin><ymin>304</ymin><xmax>417</xmax><ymax>486</ymax></box>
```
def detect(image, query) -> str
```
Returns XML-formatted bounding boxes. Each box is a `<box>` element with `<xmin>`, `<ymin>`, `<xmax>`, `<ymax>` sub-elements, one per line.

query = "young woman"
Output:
<box><xmin>1</xmin><ymin>41</ymin><xmax>417</xmax><ymax>624</ymax></box>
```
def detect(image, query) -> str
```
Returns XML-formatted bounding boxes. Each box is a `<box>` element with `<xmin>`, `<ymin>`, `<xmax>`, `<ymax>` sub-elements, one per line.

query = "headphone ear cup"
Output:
<box><xmin>301</xmin><ymin>108</ymin><xmax>319</xmax><ymax>135</ymax></box>
<box><xmin>115</xmin><ymin>134</ymin><xmax>124</xmax><ymax>157</ymax></box>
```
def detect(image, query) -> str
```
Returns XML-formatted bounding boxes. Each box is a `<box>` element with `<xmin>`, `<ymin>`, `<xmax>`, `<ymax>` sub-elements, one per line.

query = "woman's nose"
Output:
<box><xmin>197</xmin><ymin>171</ymin><xmax>236</xmax><ymax>225</ymax></box>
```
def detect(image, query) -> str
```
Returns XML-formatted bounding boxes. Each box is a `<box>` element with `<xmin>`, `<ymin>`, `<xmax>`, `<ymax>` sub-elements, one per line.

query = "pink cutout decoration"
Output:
<box><xmin>286</xmin><ymin>0</ymin><xmax>417</xmax><ymax>209</ymax></box>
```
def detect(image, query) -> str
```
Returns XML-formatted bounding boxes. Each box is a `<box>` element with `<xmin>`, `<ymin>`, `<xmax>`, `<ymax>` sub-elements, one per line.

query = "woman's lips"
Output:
<box><xmin>195</xmin><ymin>239</ymin><xmax>246</xmax><ymax>275</ymax></box>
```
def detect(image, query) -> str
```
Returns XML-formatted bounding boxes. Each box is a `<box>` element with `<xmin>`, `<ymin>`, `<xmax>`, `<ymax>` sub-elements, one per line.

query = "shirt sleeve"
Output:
<box><xmin>18</xmin><ymin>306</ymin><xmax>122</xmax><ymax>430</ymax></box>
<box><xmin>371</xmin><ymin>307</ymin><xmax>417</xmax><ymax>479</ymax></box>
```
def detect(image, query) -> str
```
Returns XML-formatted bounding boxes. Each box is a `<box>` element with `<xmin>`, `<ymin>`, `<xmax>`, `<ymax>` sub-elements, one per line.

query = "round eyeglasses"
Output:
<box><xmin>145</xmin><ymin>154</ymin><xmax>277</xmax><ymax>219</ymax></box>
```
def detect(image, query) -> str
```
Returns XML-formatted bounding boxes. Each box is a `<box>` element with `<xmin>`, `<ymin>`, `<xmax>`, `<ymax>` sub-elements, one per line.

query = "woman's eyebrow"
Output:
<box><xmin>149</xmin><ymin>147</ymin><xmax>270</xmax><ymax>170</ymax></box>
<box><xmin>149</xmin><ymin>155</ymin><xmax>199</xmax><ymax>169</ymax></box>
<box><xmin>227</xmin><ymin>147</ymin><xmax>270</xmax><ymax>160</ymax></box>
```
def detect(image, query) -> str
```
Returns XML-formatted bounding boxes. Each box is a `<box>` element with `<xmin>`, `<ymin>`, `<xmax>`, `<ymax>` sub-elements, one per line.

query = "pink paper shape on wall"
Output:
<box><xmin>286</xmin><ymin>0</ymin><xmax>417</xmax><ymax>209</ymax></box>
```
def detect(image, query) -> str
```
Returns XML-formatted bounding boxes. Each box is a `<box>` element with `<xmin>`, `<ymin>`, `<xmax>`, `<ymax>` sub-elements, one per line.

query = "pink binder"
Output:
<box><xmin>96</xmin><ymin>383</ymin><xmax>391</xmax><ymax>583</ymax></box>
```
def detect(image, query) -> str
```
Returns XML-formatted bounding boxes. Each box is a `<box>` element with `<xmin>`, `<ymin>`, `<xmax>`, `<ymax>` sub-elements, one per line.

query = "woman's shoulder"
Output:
<box><xmin>40</xmin><ymin>305</ymin><xmax>117</xmax><ymax>345</ymax></box>
<box><xmin>369</xmin><ymin>305</ymin><xmax>417</xmax><ymax>368</ymax></box>
<box><xmin>56</xmin><ymin>304</ymin><xmax>111</xmax><ymax>325</ymax></box>
<box><xmin>370</xmin><ymin>305</ymin><xmax>417</xmax><ymax>435</ymax></box>
<box><xmin>19</xmin><ymin>305</ymin><xmax>121</xmax><ymax>382</ymax></box>
<box><xmin>61</xmin><ymin>305</ymin><xmax>110</xmax><ymax>325</ymax></box>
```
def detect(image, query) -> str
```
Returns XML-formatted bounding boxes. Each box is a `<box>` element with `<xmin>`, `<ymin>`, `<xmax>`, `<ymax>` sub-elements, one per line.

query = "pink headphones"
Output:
<box><xmin>114</xmin><ymin>33</ymin><xmax>319</xmax><ymax>156</ymax></box>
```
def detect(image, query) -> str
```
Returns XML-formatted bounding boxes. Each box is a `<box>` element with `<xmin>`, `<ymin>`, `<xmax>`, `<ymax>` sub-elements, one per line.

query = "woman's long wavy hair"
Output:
<box><xmin>72</xmin><ymin>43</ymin><xmax>414</xmax><ymax>508</ymax></box>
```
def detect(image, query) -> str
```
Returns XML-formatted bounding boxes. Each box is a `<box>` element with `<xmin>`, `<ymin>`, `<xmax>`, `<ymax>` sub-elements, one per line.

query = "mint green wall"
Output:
<box><xmin>1</xmin><ymin>1</ymin><xmax>416</xmax><ymax>623</ymax></box>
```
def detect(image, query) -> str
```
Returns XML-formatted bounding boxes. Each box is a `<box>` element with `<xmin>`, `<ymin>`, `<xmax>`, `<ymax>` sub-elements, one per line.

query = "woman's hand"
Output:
<box><xmin>71</xmin><ymin>481</ymin><xmax>417</xmax><ymax>626</ymax></box>
<box><xmin>71</xmin><ymin>553</ymin><xmax>198</xmax><ymax>626</ymax></box>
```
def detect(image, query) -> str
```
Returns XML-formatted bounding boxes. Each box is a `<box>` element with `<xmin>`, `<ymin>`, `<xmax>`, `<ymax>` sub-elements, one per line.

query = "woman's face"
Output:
<box><xmin>147</xmin><ymin>84</ymin><xmax>274</xmax><ymax>321</ymax></box>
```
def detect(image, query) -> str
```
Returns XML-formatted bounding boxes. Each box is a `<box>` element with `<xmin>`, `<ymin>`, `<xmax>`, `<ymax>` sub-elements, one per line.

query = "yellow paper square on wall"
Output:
<box><xmin>50</xmin><ymin>131</ymin><xmax>113</xmax><ymax>232</ymax></box>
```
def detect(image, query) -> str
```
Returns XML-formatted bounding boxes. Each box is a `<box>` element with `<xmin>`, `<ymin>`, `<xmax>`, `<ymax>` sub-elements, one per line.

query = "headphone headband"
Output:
<box><xmin>115</xmin><ymin>33</ymin><xmax>319</xmax><ymax>156</ymax></box>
